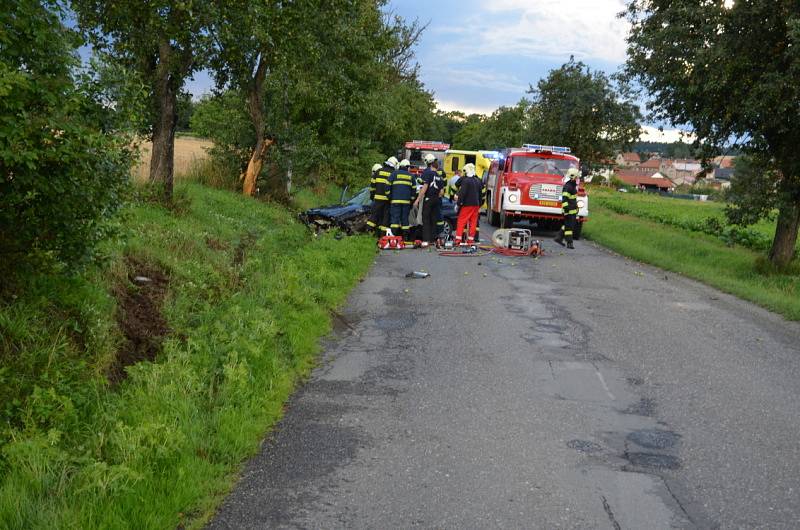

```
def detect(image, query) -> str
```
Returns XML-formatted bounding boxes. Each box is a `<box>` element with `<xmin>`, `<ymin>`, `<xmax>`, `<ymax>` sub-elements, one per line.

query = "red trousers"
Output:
<box><xmin>455</xmin><ymin>205</ymin><xmax>480</xmax><ymax>241</ymax></box>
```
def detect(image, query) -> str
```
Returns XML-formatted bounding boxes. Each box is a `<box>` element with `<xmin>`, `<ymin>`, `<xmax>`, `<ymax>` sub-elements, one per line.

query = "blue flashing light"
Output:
<box><xmin>522</xmin><ymin>144</ymin><xmax>571</xmax><ymax>153</ymax></box>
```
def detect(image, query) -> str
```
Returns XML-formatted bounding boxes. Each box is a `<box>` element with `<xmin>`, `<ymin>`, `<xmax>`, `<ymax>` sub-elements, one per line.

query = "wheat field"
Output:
<box><xmin>132</xmin><ymin>136</ymin><xmax>213</xmax><ymax>183</ymax></box>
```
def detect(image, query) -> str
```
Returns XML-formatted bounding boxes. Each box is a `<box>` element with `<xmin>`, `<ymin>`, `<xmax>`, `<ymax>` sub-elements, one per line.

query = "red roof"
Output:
<box><xmin>639</xmin><ymin>158</ymin><xmax>662</xmax><ymax>169</ymax></box>
<box><xmin>620</xmin><ymin>152</ymin><xmax>640</xmax><ymax>163</ymax></box>
<box><xmin>615</xmin><ymin>170</ymin><xmax>673</xmax><ymax>189</ymax></box>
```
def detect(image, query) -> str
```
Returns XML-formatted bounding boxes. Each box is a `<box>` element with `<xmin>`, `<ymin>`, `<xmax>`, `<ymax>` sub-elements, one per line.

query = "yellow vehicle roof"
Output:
<box><xmin>445</xmin><ymin>149</ymin><xmax>478</xmax><ymax>155</ymax></box>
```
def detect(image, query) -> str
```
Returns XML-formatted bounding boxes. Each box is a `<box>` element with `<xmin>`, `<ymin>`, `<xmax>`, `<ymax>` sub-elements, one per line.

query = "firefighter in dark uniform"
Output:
<box><xmin>435</xmin><ymin>163</ymin><xmax>447</xmax><ymax>236</ymax></box>
<box><xmin>368</xmin><ymin>163</ymin><xmax>382</xmax><ymax>201</ymax></box>
<box><xmin>389</xmin><ymin>159</ymin><xmax>414</xmax><ymax>239</ymax></box>
<box><xmin>555</xmin><ymin>167</ymin><xmax>580</xmax><ymax>249</ymax></box>
<box><xmin>414</xmin><ymin>153</ymin><xmax>445</xmax><ymax>247</ymax></box>
<box><xmin>367</xmin><ymin>157</ymin><xmax>398</xmax><ymax>235</ymax></box>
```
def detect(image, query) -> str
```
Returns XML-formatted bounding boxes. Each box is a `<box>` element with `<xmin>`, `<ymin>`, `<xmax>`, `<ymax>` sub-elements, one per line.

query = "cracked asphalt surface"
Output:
<box><xmin>208</xmin><ymin>228</ymin><xmax>800</xmax><ymax>529</ymax></box>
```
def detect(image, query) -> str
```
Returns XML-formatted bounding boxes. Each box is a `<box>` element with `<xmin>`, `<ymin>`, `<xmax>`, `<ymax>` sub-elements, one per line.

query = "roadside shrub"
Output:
<box><xmin>0</xmin><ymin>2</ymin><xmax>133</xmax><ymax>275</ymax></box>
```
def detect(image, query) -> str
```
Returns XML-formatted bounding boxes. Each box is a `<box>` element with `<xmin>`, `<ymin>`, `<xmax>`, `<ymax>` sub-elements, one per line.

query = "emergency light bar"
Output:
<box><xmin>405</xmin><ymin>140</ymin><xmax>450</xmax><ymax>150</ymax></box>
<box><xmin>522</xmin><ymin>144</ymin><xmax>571</xmax><ymax>153</ymax></box>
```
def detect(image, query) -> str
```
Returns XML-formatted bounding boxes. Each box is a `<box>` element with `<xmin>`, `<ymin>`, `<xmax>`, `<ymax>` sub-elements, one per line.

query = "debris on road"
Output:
<box><xmin>405</xmin><ymin>271</ymin><xmax>430</xmax><ymax>279</ymax></box>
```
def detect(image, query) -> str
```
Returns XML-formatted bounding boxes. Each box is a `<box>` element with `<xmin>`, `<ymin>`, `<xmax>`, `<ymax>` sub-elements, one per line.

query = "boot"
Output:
<box><xmin>567</xmin><ymin>242</ymin><xmax>574</xmax><ymax>249</ymax></box>
<box><xmin>554</xmin><ymin>234</ymin><xmax>565</xmax><ymax>247</ymax></box>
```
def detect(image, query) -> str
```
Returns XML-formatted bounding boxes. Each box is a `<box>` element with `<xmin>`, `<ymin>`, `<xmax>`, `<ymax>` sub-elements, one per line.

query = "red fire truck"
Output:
<box><xmin>402</xmin><ymin>140</ymin><xmax>450</xmax><ymax>176</ymax></box>
<box><xmin>485</xmin><ymin>144</ymin><xmax>589</xmax><ymax>238</ymax></box>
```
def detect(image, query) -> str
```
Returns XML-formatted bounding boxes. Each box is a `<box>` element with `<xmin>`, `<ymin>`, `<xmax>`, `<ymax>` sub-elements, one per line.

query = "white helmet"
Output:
<box><xmin>372</xmin><ymin>163</ymin><xmax>382</xmax><ymax>172</ymax></box>
<box><xmin>399</xmin><ymin>159</ymin><xmax>411</xmax><ymax>168</ymax></box>
<box><xmin>423</xmin><ymin>153</ymin><xmax>436</xmax><ymax>165</ymax></box>
<box><xmin>386</xmin><ymin>156</ymin><xmax>399</xmax><ymax>169</ymax></box>
<box><xmin>566</xmin><ymin>167</ymin><xmax>580</xmax><ymax>180</ymax></box>
<box><xmin>463</xmin><ymin>163</ymin><xmax>477</xmax><ymax>177</ymax></box>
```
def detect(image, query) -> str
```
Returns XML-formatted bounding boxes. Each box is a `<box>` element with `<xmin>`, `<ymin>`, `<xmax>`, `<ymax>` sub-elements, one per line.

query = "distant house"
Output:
<box><xmin>615</xmin><ymin>152</ymin><xmax>642</xmax><ymax>167</ymax></box>
<box><xmin>664</xmin><ymin>159</ymin><xmax>704</xmax><ymax>186</ymax></box>
<box><xmin>634</xmin><ymin>157</ymin><xmax>664</xmax><ymax>174</ymax></box>
<box><xmin>614</xmin><ymin>169</ymin><xmax>674</xmax><ymax>191</ymax></box>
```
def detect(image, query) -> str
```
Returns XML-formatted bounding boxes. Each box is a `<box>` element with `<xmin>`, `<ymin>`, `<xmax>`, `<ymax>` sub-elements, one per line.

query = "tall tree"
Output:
<box><xmin>73</xmin><ymin>0</ymin><xmax>210</xmax><ymax>201</ymax></box>
<box><xmin>623</xmin><ymin>0</ymin><xmax>800</xmax><ymax>267</ymax></box>
<box><xmin>207</xmin><ymin>0</ymin><xmax>431</xmax><ymax>195</ymax></box>
<box><xmin>527</xmin><ymin>58</ymin><xmax>642</xmax><ymax>165</ymax></box>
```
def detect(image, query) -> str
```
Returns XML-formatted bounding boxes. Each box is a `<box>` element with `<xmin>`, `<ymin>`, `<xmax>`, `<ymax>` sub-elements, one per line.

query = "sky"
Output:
<box><xmin>182</xmin><ymin>0</ymin><xmax>691</xmax><ymax>143</ymax></box>
<box><xmin>385</xmin><ymin>0</ymin><xmax>692</xmax><ymax>143</ymax></box>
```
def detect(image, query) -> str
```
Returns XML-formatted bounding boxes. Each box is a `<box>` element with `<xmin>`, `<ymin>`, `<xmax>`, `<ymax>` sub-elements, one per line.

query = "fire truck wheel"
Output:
<box><xmin>487</xmin><ymin>208</ymin><xmax>499</xmax><ymax>227</ymax></box>
<box><xmin>500</xmin><ymin>208</ymin><xmax>512</xmax><ymax>229</ymax></box>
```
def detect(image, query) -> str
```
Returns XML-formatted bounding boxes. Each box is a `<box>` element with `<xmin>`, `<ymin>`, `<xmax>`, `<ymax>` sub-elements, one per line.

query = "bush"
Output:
<box><xmin>0</xmin><ymin>2</ymin><xmax>132</xmax><ymax>275</ymax></box>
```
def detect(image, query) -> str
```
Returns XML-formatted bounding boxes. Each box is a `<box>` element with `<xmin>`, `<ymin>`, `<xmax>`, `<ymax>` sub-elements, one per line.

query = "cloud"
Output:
<box><xmin>440</xmin><ymin>0</ymin><xmax>630</xmax><ymax>64</ymax></box>
<box><xmin>640</xmin><ymin>126</ymin><xmax>697</xmax><ymax>143</ymax></box>
<box><xmin>436</xmin><ymin>69</ymin><xmax>529</xmax><ymax>94</ymax></box>
<box><xmin>434</xmin><ymin>99</ymin><xmax>496</xmax><ymax>116</ymax></box>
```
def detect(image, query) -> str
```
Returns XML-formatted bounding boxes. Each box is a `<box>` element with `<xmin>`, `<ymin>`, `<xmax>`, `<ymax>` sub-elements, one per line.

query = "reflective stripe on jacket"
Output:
<box><xmin>562</xmin><ymin>179</ymin><xmax>579</xmax><ymax>215</ymax></box>
<box><xmin>389</xmin><ymin>169</ymin><xmax>415</xmax><ymax>203</ymax></box>
<box><xmin>373</xmin><ymin>165</ymin><xmax>393</xmax><ymax>202</ymax></box>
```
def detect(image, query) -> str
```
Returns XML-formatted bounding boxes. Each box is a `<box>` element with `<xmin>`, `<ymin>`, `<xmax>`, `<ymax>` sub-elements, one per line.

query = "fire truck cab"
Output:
<box><xmin>485</xmin><ymin>144</ymin><xmax>589</xmax><ymax>237</ymax></box>
<box><xmin>402</xmin><ymin>140</ymin><xmax>450</xmax><ymax>176</ymax></box>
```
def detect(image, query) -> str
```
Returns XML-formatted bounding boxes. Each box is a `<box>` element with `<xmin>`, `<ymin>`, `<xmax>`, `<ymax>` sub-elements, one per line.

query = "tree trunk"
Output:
<box><xmin>242</xmin><ymin>136</ymin><xmax>273</xmax><ymax>196</ymax></box>
<box><xmin>768</xmin><ymin>199</ymin><xmax>800</xmax><ymax>268</ymax></box>
<box><xmin>242</xmin><ymin>56</ymin><xmax>269</xmax><ymax>197</ymax></box>
<box><xmin>150</xmin><ymin>40</ymin><xmax>178</xmax><ymax>202</ymax></box>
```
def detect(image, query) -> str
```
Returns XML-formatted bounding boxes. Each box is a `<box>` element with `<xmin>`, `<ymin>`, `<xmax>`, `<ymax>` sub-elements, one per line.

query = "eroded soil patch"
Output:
<box><xmin>107</xmin><ymin>256</ymin><xmax>170</xmax><ymax>384</ymax></box>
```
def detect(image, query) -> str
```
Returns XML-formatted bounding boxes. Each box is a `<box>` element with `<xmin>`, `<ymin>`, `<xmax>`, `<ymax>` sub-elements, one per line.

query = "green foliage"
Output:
<box><xmin>425</xmin><ymin>110</ymin><xmax>469</xmax><ymax>145</ymax></box>
<box><xmin>204</xmin><ymin>1</ymin><xmax>436</xmax><ymax>193</ymax></box>
<box><xmin>453</xmin><ymin>104</ymin><xmax>529</xmax><ymax>151</ymax></box>
<box><xmin>0</xmin><ymin>184</ymin><xmax>375</xmax><ymax>528</ymax></box>
<box><xmin>527</xmin><ymin>58</ymin><xmax>642</xmax><ymax>163</ymax></box>
<box><xmin>0</xmin><ymin>1</ymin><xmax>132</xmax><ymax>272</ymax></box>
<box><xmin>623</xmin><ymin>0</ymin><xmax>800</xmax><ymax>265</ymax></box>
<box><xmin>584</xmin><ymin>205</ymin><xmax>800</xmax><ymax>321</ymax></box>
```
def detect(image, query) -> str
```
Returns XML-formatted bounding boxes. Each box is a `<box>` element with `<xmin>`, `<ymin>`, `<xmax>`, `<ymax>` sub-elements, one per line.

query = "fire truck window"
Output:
<box><xmin>451</xmin><ymin>157</ymin><xmax>459</xmax><ymax>172</ymax></box>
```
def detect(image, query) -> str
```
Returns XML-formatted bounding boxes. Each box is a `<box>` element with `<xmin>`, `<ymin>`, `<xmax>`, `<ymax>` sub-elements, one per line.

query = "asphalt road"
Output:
<box><xmin>209</xmin><ymin>227</ymin><xmax>800</xmax><ymax>529</ymax></box>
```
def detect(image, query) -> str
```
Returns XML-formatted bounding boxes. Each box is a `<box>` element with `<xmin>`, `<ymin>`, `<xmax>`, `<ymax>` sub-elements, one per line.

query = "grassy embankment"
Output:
<box><xmin>0</xmin><ymin>183</ymin><xmax>375</xmax><ymax>528</ymax></box>
<box><xmin>584</xmin><ymin>188</ymin><xmax>800</xmax><ymax>320</ymax></box>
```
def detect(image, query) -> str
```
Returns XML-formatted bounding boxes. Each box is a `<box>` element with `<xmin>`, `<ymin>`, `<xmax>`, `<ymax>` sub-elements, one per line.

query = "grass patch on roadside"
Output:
<box><xmin>583</xmin><ymin>206</ymin><xmax>800</xmax><ymax>320</ymax></box>
<box><xmin>590</xmin><ymin>188</ymin><xmax>791</xmax><ymax>252</ymax></box>
<box><xmin>0</xmin><ymin>183</ymin><xmax>376</xmax><ymax>528</ymax></box>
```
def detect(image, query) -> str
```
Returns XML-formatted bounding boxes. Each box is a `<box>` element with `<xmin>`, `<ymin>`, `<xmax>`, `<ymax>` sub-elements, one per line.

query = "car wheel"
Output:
<box><xmin>441</xmin><ymin>219</ymin><xmax>455</xmax><ymax>240</ymax></box>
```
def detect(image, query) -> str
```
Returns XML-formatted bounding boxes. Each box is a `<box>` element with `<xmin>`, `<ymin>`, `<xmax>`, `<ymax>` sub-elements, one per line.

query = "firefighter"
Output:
<box><xmin>368</xmin><ymin>157</ymin><xmax>398</xmax><ymax>235</ymax></box>
<box><xmin>414</xmin><ymin>153</ymin><xmax>445</xmax><ymax>247</ymax></box>
<box><xmin>454</xmin><ymin>163</ymin><xmax>482</xmax><ymax>246</ymax></box>
<box><xmin>436</xmin><ymin>162</ymin><xmax>447</xmax><ymax>237</ymax></box>
<box><xmin>368</xmin><ymin>163</ymin><xmax>382</xmax><ymax>201</ymax></box>
<box><xmin>389</xmin><ymin>159</ymin><xmax>415</xmax><ymax>239</ymax></box>
<box><xmin>554</xmin><ymin>167</ymin><xmax>580</xmax><ymax>249</ymax></box>
<box><xmin>452</xmin><ymin>171</ymin><xmax>486</xmax><ymax>242</ymax></box>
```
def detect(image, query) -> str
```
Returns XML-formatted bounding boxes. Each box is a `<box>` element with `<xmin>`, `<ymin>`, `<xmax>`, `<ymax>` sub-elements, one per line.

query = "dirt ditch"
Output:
<box><xmin>107</xmin><ymin>256</ymin><xmax>170</xmax><ymax>384</ymax></box>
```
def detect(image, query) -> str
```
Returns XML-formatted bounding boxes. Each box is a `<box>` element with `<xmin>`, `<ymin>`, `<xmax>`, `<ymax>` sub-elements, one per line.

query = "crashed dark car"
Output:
<box><xmin>300</xmin><ymin>186</ymin><xmax>459</xmax><ymax>238</ymax></box>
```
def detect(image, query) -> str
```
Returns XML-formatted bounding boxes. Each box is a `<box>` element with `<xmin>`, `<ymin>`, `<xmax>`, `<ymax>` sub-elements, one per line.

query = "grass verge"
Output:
<box><xmin>0</xmin><ymin>183</ymin><xmax>376</xmax><ymax>528</ymax></box>
<box><xmin>583</xmin><ymin>206</ymin><xmax>800</xmax><ymax>320</ymax></box>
